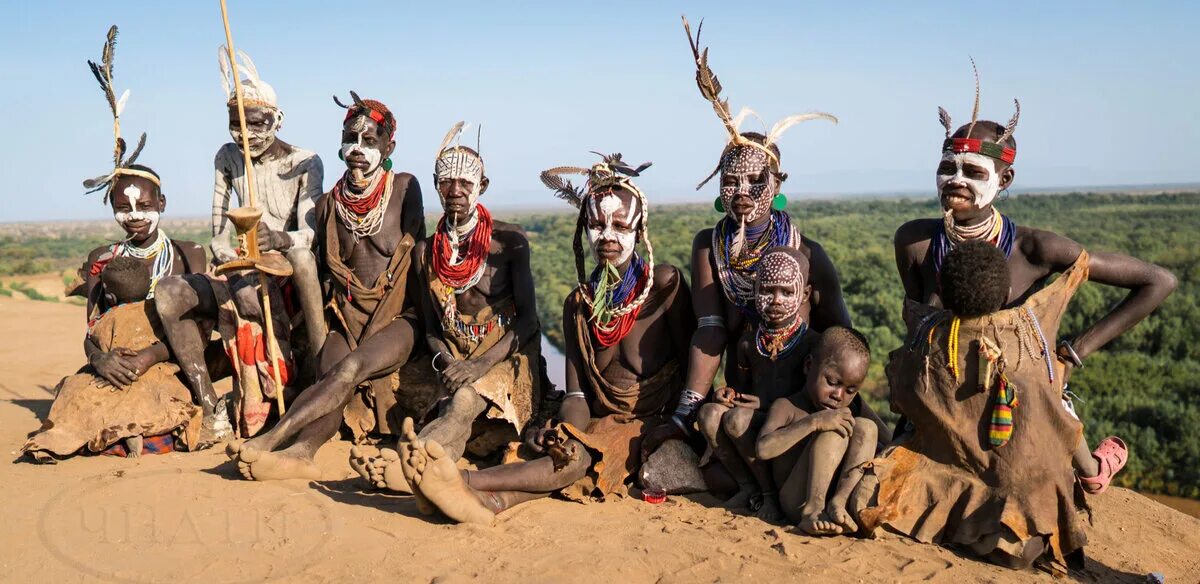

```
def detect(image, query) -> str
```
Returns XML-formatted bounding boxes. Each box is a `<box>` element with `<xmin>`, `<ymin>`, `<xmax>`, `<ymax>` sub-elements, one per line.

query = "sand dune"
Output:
<box><xmin>2</xmin><ymin>295</ymin><xmax>1197</xmax><ymax>583</ymax></box>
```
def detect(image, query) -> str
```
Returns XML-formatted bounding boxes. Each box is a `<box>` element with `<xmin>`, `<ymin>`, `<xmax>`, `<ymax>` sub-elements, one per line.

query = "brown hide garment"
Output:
<box><xmin>321</xmin><ymin>193</ymin><xmax>436</xmax><ymax>440</ymax></box>
<box><xmin>558</xmin><ymin>282</ymin><xmax>686</xmax><ymax>501</ymax></box>
<box><xmin>860</xmin><ymin>251</ymin><xmax>1091</xmax><ymax>573</ymax></box>
<box><xmin>424</xmin><ymin>260</ymin><xmax>542</xmax><ymax>448</ymax></box>
<box><xmin>23</xmin><ymin>302</ymin><xmax>201</xmax><ymax>456</ymax></box>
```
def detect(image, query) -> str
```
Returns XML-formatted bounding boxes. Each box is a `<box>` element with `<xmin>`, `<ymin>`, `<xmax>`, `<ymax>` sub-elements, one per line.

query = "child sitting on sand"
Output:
<box><xmin>22</xmin><ymin>257</ymin><xmax>200</xmax><ymax>462</ymax></box>
<box><xmin>756</xmin><ymin>326</ymin><xmax>889</xmax><ymax>535</ymax></box>
<box><xmin>696</xmin><ymin>246</ymin><xmax>816</xmax><ymax>521</ymax></box>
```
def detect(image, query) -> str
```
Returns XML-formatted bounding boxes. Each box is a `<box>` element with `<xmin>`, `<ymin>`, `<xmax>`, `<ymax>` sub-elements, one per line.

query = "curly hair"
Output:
<box><xmin>101</xmin><ymin>256</ymin><xmax>151</xmax><ymax>304</ymax></box>
<box><xmin>940</xmin><ymin>240</ymin><xmax>1010</xmax><ymax>317</ymax></box>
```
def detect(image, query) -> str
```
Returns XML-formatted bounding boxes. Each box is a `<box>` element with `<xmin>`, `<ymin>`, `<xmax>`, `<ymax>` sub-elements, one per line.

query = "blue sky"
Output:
<box><xmin>1</xmin><ymin>1</ymin><xmax>1197</xmax><ymax>222</ymax></box>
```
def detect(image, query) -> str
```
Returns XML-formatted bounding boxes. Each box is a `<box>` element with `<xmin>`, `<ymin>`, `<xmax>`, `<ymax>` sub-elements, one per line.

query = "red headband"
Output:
<box><xmin>344</xmin><ymin>107</ymin><xmax>394</xmax><ymax>139</ymax></box>
<box><xmin>943</xmin><ymin>138</ymin><xmax>1016</xmax><ymax>164</ymax></box>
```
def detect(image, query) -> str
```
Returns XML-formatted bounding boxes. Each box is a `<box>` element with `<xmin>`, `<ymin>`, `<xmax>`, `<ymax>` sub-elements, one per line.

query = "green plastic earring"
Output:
<box><xmin>714</xmin><ymin>197</ymin><xmax>725</xmax><ymax>213</ymax></box>
<box><xmin>382</xmin><ymin>158</ymin><xmax>393</xmax><ymax>172</ymax></box>
<box><xmin>338</xmin><ymin>150</ymin><xmax>344</xmax><ymax>161</ymax></box>
<box><xmin>771</xmin><ymin>194</ymin><xmax>787</xmax><ymax>211</ymax></box>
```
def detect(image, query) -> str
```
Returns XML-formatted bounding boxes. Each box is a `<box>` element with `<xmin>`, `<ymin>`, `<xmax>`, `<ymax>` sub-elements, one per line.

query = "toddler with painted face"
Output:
<box><xmin>697</xmin><ymin>246</ymin><xmax>817</xmax><ymax>522</ymax></box>
<box><xmin>755</xmin><ymin>325</ymin><xmax>888</xmax><ymax>536</ymax></box>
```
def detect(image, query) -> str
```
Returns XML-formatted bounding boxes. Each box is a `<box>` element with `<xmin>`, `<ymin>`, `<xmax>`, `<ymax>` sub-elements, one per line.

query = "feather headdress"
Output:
<box><xmin>938</xmin><ymin>58</ymin><xmax>1020</xmax><ymax>164</ymax></box>
<box><xmin>682</xmin><ymin>16</ymin><xmax>837</xmax><ymax>190</ymax></box>
<box><xmin>434</xmin><ymin>120</ymin><xmax>485</xmax><ymax>180</ymax></box>
<box><xmin>217</xmin><ymin>46</ymin><xmax>278</xmax><ymax>110</ymax></box>
<box><xmin>541</xmin><ymin>153</ymin><xmax>654</xmax><ymax>289</ymax></box>
<box><xmin>82</xmin><ymin>25</ymin><xmax>157</xmax><ymax>203</ymax></box>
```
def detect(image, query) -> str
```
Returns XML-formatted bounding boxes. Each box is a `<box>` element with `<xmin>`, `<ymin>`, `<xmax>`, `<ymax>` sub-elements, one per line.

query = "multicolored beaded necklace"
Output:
<box><xmin>755</xmin><ymin>318</ymin><xmax>808</xmax><ymax>360</ymax></box>
<box><xmin>587</xmin><ymin>254</ymin><xmax>651</xmax><ymax>347</ymax></box>
<box><xmin>88</xmin><ymin>230</ymin><xmax>175</xmax><ymax>300</ymax></box>
<box><xmin>712</xmin><ymin>209</ymin><xmax>796</xmax><ymax>314</ymax></box>
<box><xmin>332</xmin><ymin>171</ymin><xmax>393</xmax><ymax>240</ymax></box>
<box><xmin>931</xmin><ymin>208</ymin><xmax>1016</xmax><ymax>276</ymax></box>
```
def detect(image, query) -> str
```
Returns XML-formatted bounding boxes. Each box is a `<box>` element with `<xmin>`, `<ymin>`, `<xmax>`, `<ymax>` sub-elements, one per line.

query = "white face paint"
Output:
<box><xmin>719</xmin><ymin>146</ymin><xmax>776</xmax><ymax>223</ymax></box>
<box><xmin>230</xmin><ymin>107</ymin><xmax>282</xmax><ymax>158</ymax></box>
<box><xmin>936</xmin><ymin>152</ymin><xmax>1001</xmax><ymax>208</ymax></box>
<box><xmin>586</xmin><ymin>191</ymin><xmax>640</xmax><ymax>268</ymax></box>
<box><xmin>435</xmin><ymin>150</ymin><xmax>485</xmax><ymax>219</ymax></box>
<box><xmin>341</xmin><ymin>116</ymin><xmax>384</xmax><ymax>177</ymax></box>
<box><xmin>112</xmin><ymin>183</ymin><xmax>160</xmax><ymax>236</ymax></box>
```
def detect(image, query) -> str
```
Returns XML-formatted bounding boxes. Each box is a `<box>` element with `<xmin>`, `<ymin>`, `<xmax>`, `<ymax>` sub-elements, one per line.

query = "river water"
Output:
<box><xmin>540</xmin><ymin>334</ymin><xmax>566</xmax><ymax>391</ymax></box>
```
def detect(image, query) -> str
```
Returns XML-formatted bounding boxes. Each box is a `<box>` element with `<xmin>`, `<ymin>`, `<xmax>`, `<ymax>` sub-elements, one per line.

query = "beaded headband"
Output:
<box><xmin>81</xmin><ymin>25</ymin><xmax>156</xmax><ymax>203</ymax></box>
<box><xmin>682</xmin><ymin>16</ymin><xmax>837</xmax><ymax>190</ymax></box>
<box><xmin>333</xmin><ymin>91</ymin><xmax>395</xmax><ymax>139</ymax></box>
<box><xmin>938</xmin><ymin>58</ymin><xmax>1020</xmax><ymax>165</ymax></box>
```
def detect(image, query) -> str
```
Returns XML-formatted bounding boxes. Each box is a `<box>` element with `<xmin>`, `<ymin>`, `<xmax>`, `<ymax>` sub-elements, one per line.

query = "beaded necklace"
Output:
<box><xmin>712</xmin><ymin>209</ymin><xmax>796</xmax><ymax>313</ymax></box>
<box><xmin>332</xmin><ymin>171</ymin><xmax>393</xmax><ymax>240</ymax></box>
<box><xmin>113</xmin><ymin>231</ymin><xmax>175</xmax><ymax>299</ymax></box>
<box><xmin>433</xmin><ymin>204</ymin><xmax>493</xmax><ymax>293</ymax></box>
<box><xmin>931</xmin><ymin>208</ymin><xmax>1016</xmax><ymax>276</ymax></box>
<box><xmin>586</xmin><ymin>254</ymin><xmax>651</xmax><ymax>347</ymax></box>
<box><xmin>755</xmin><ymin>319</ymin><xmax>808</xmax><ymax>360</ymax></box>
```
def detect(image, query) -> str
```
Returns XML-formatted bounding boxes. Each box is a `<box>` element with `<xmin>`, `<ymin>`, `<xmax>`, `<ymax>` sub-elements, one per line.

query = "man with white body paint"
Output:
<box><xmin>155</xmin><ymin>49</ymin><xmax>324</xmax><ymax>446</ymax></box>
<box><xmin>892</xmin><ymin>77</ymin><xmax>1176</xmax><ymax>496</ymax></box>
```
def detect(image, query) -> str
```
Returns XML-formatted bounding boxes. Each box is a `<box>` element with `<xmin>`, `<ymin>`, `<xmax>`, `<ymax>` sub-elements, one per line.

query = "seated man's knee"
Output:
<box><xmin>285</xmin><ymin>247</ymin><xmax>318</xmax><ymax>277</ymax></box>
<box><xmin>154</xmin><ymin>276</ymin><xmax>189</xmax><ymax>317</ymax></box>
<box><xmin>330</xmin><ymin>356</ymin><xmax>364</xmax><ymax>385</ymax></box>
<box><xmin>720</xmin><ymin>406</ymin><xmax>755</xmax><ymax>439</ymax></box>
<box><xmin>697</xmin><ymin>403</ymin><xmax>726</xmax><ymax>444</ymax></box>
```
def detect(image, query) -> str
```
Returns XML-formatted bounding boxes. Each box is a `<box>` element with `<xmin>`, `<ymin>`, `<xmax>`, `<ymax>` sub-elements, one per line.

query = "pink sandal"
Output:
<box><xmin>1079</xmin><ymin>436</ymin><xmax>1128</xmax><ymax>495</ymax></box>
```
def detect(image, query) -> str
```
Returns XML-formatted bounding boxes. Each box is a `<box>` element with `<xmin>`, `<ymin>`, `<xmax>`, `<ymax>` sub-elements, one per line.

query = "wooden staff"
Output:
<box><xmin>218</xmin><ymin>0</ymin><xmax>287</xmax><ymax>416</ymax></box>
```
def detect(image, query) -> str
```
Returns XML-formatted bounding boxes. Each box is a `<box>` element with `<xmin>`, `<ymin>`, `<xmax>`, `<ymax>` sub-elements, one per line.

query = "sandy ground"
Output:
<box><xmin>1</xmin><ymin>295</ymin><xmax>1198</xmax><ymax>583</ymax></box>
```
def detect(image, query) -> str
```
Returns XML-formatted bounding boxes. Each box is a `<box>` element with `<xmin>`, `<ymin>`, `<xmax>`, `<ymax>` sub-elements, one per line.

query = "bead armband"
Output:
<box><xmin>671</xmin><ymin>389</ymin><xmax>706</xmax><ymax>436</ymax></box>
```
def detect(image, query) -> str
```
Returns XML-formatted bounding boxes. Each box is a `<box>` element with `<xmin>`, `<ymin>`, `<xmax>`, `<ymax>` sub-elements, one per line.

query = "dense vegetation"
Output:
<box><xmin>3</xmin><ymin>192</ymin><xmax>1196</xmax><ymax>497</ymax></box>
<box><xmin>514</xmin><ymin>192</ymin><xmax>1200</xmax><ymax>498</ymax></box>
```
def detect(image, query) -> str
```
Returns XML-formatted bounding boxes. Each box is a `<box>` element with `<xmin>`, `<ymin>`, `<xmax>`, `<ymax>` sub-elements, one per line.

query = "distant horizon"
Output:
<box><xmin>5</xmin><ymin>182</ymin><xmax>1196</xmax><ymax>226</ymax></box>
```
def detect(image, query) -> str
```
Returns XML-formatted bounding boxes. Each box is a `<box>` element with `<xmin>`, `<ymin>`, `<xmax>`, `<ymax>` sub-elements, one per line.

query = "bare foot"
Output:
<box><xmin>723</xmin><ymin>485</ymin><xmax>757</xmax><ymax>510</ymax></box>
<box><xmin>361</xmin><ymin>448</ymin><xmax>415</xmax><ymax>495</ymax></box>
<box><xmin>408</xmin><ymin>439</ymin><xmax>495</xmax><ymax>525</ymax></box>
<box><xmin>349</xmin><ymin>445</ymin><xmax>381</xmax><ymax>484</ymax></box>
<box><xmin>755</xmin><ymin>493</ymin><xmax>783</xmax><ymax>523</ymax></box>
<box><xmin>124</xmin><ymin>435</ymin><xmax>143</xmax><ymax>459</ymax></box>
<box><xmin>227</xmin><ymin>442</ymin><xmax>321</xmax><ymax>481</ymax></box>
<box><xmin>396</xmin><ymin>418</ymin><xmax>434</xmax><ymax>515</ymax></box>
<box><xmin>825</xmin><ymin>500</ymin><xmax>858</xmax><ymax>535</ymax></box>
<box><xmin>796</xmin><ymin>505</ymin><xmax>843</xmax><ymax>536</ymax></box>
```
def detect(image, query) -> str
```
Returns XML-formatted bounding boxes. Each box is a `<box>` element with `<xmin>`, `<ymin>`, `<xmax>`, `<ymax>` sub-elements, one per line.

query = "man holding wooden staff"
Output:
<box><xmin>156</xmin><ymin>1</ymin><xmax>320</xmax><ymax>445</ymax></box>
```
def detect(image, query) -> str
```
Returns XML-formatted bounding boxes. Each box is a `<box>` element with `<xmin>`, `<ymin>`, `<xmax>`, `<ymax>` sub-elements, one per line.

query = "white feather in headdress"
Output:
<box><xmin>217</xmin><ymin>46</ymin><xmax>277</xmax><ymax>109</ymax></box>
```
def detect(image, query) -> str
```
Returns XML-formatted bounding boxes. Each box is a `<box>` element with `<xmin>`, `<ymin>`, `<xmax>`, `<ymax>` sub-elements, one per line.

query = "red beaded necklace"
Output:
<box><xmin>590</xmin><ymin>260</ymin><xmax>652</xmax><ymax>348</ymax></box>
<box><xmin>433</xmin><ymin>204</ymin><xmax>493</xmax><ymax>290</ymax></box>
<box><xmin>332</xmin><ymin>171</ymin><xmax>389</xmax><ymax>215</ymax></box>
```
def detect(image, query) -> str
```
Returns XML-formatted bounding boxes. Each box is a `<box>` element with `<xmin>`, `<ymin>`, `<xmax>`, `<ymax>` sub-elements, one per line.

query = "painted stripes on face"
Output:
<box><xmin>586</xmin><ymin>190</ymin><xmax>641</xmax><ymax>267</ymax></box>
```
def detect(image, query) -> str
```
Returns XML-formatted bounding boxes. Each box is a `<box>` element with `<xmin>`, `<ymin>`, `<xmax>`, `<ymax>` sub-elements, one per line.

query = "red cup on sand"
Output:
<box><xmin>642</xmin><ymin>487</ymin><xmax>667</xmax><ymax>504</ymax></box>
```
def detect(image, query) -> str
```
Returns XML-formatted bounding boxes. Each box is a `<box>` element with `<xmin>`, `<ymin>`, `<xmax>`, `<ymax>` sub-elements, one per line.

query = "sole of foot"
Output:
<box><xmin>408</xmin><ymin>439</ymin><xmax>495</xmax><ymax>525</ymax></box>
<box><xmin>227</xmin><ymin>442</ymin><xmax>321</xmax><ymax>481</ymax></box>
